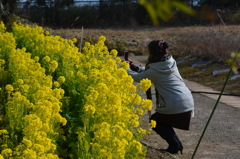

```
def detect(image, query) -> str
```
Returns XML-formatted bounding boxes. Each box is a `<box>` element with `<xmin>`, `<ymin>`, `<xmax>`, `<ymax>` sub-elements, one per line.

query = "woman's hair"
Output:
<box><xmin>148</xmin><ymin>40</ymin><xmax>169</xmax><ymax>63</ymax></box>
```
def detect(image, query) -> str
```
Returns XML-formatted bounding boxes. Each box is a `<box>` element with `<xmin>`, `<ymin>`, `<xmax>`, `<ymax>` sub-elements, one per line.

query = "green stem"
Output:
<box><xmin>191</xmin><ymin>57</ymin><xmax>237</xmax><ymax>158</ymax></box>
<box><xmin>80</xmin><ymin>26</ymin><xmax>83</xmax><ymax>52</ymax></box>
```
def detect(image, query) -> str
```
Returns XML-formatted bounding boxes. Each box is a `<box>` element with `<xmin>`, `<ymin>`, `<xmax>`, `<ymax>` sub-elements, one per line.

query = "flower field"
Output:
<box><xmin>0</xmin><ymin>22</ymin><xmax>154</xmax><ymax>159</ymax></box>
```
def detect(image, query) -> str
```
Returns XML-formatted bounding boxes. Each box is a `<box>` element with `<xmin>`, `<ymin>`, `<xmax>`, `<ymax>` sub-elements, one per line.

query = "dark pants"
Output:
<box><xmin>152</xmin><ymin>122</ymin><xmax>182</xmax><ymax>152</ymax></box>
<box><xmin>150</xmin><ymin>111</ymin><xmax>191</xmax><ymax>153</ymax></box>
<box><xmin>153</xmin><ymin>123</ymin><xmax>179</xmax><ymax>145</ymax></box>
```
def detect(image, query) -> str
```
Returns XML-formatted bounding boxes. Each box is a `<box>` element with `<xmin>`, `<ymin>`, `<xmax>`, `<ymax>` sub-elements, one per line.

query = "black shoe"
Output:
<box><xmin>179</xmin><ymin>142</ymin><xmax>183</xmax><ymax>154</ymax></box>
<box><xmin>174</xmin><ymin>134</ymin><xmax>183</xmax><ymax>154</ymax></box>
<box><xmin>160</xmin><ymin>148</ymin><xmax>179</xmax><ymax>154</ymax></box>
<box><xmin>160</xmin><ymin>142</ymin><xmax>180</xmax><ymax>154</ymax></box>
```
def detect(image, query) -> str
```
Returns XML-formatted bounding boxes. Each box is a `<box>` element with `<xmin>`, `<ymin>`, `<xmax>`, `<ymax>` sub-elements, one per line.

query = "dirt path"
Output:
<box><xmin>142</xmin><ymin>92</ymin><xmax>240</xmax><ymax>159</ymax></box>
<box><xmin>128</xmin><ymin>56</ymin><xmax>240</xmax><ymax>159</ymax></box>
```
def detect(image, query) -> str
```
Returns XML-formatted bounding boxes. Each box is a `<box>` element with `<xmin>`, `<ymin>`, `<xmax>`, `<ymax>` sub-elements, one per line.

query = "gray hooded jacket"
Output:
<box><xmin>127</xmin><ymin>56</ymin><xmax>194</xmax><ymax>114</ymax></box>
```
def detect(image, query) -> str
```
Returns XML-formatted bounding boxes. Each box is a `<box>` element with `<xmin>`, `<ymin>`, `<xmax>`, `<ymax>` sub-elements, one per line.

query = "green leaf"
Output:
<box><xmin>224</xmin><ymin>59</ymin><xmax>233</xmax><ymax>64</ymax></box>
<box><xmin>144</xmin><ymin>2</ymin><xmax>160</xmax><ymax>26</ymax></box>
<box><xmin>225</xmin><ymin>59</ymin><xmax>238</xmax><ymax>74</ymax></box>
<box><xmin>156</xmin><ymin>0</ymin><xmax>173</xmax><ymax>20</ymax></box>
<box><xmin>138</xmin><ymin>0</ymin><xmax>196</xmax><ymax>26</ymax></box>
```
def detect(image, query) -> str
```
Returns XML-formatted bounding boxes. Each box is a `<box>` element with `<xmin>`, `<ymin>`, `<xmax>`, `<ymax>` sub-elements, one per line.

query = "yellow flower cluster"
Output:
<box><xmin>149</xmin><ymin>120</ymin><xmax>157</xmax><ymax>128</ymax></box>
<box><xmin>77</xmin><ymin>37</ymin><xmax>152</xmax><ymax>158</ymax></box>
<box><xmin>139</xmin><ymin>78</ymin><xmax>152</xmax><ymax>91</ymax></box>
<box><xmin>0</xmin><ymin>22</ymin><xmax>152</xmax><ymax>159</ymax></box>
<box><xmin>1</xmin><ymin>148</ymin><xmax>12</xmax><ymax>158</ymax></box>
<box><xmin>0</xmin><ymin>22</ymin><xmax>66</xmax><ymax>158</ymax></box>
<box><xmin>0</xmin><ymin>21</ymin><xmax>5</xmax><ymax>33</ymax></box>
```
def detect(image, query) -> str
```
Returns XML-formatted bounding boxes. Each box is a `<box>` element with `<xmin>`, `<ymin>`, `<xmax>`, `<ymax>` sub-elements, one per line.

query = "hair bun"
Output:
<box><xmin>157</xmin><ymin>40</ymin><xmax>168</xmax><ymax>54</ymax></box>
<box><xmin>148</xmin><ymin>40</ymin><xmax>168</xmax><ymax>55</ymax></box>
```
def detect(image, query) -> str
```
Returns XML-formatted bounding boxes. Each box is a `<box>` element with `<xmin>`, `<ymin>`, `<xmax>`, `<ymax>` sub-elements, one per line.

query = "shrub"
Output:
<box><xmin>0</xmin><ymin>22</ymin><xmax>152</xmax><ymax>159</ymax></box>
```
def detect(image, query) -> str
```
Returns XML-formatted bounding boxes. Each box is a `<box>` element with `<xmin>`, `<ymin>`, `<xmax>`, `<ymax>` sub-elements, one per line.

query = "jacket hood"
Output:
<box><xmin>147</xmin><ymin>56</ymin><xmax>177</xmax><ymax>74</ymax></box>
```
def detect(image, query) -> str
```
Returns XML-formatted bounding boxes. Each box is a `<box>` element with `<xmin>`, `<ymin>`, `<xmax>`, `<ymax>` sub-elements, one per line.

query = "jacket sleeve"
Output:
<box><xmin>127</xmin><ymin>68</ymin><xmax>149</xmax><ymax>82</ymax></box>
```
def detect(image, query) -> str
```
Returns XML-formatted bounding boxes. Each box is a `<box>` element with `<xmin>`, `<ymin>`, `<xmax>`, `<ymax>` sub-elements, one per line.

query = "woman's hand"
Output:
<box><xmin>124</xmin><ymin>59</ymin><xmax>132</xmax><ymax>63</ymax></box>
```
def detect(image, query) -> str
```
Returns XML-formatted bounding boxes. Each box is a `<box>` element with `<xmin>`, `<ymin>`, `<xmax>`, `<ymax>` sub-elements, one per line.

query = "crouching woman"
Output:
<box><xmin>127</xmin><ymin>40</ymin><xmax>194</xmax><ymax>154</ymax></box>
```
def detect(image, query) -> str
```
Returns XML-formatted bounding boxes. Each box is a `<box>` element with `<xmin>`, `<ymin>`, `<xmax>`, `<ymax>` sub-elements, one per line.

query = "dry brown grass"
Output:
<box><xmin>51</xmin><ymin>25</ymin><xmax>240</xmax><ymax>61</ymax></box>
<box><xmin>50</xmin><ymin>25</ymin><xmax>240</xmax><ymax>95</ymax></box>
<box><xmin>173</xmin><ymin>25</ymin><xmax>240</xmax><ymax>61</ymax></box>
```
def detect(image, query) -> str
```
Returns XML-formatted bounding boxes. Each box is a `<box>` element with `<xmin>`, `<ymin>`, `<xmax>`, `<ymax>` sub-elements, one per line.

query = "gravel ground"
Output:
<box><xmin>127</xmin><ymin>55</ymin><xmax>240</xmax><ymax>159</ymax></box>
<box><xmin>142</xmin><ymin>92</ymin><xmax>240</xmax><ymax>159</ymax></box>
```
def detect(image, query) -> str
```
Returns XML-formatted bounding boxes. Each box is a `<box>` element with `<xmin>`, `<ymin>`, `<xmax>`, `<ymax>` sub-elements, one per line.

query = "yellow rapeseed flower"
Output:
<box><xmin>45</xmin><ymin>31</ymin><xmax>50</xmax><ymax>36</ymax></box>
<box><xmin>32</xmin><ymin>144</ymin><xmax>45</xmax><ymax>155</ymax></box>
<box><xmin>124</xmin><ymin>130</ymin><xmax>133</xmax><ymax>141</ymax></box>
<box><xmin>22</xmin><ymin>138</ymin><xmax>33</xmax><ymax>148</ymax></box>
<box><xmin>34</xmin><ymin>56</ymin><xmax>39</xmax><ymax>62</ymax></box>
<box><xmin>1</xmin><ymin>148</ymin><xmax>12</xmax><ymax>157</ymax></box>
<box><xmin>57</xmin><ymin>76</ymin><xmax>65</xmax><ymax>83</ymax></box>
<box><xmin>113</xmin><ymin>124</ymin><xmax>124</xmax><ymax>136</ymax></box>
<box><xmin>141</xmin><ymin>99</ymin><xmax>152</xmax><ymax>110</ymax></box>
<box><xmin>121</xmin><ymin>61</ymin><xmax>129</xmax><ymax>70</ymax></box>
<box><xmin>139</xmin><ymin>78</ymin><xmax>151</xmax><ymax>91</ymax></box>
<box><xmin>46</xmin><ymin>154</ymin><xmax>59</xmax><ymax>159</ymax></box>
<box><xmin>0</xmin><ymin>129</ymin><xmax>8</xmax><ymax>135</ymax></box>
<box><xmin>22</xmin><ymin>149</ymin><xmax>37</xmax><ymax>159</ymax></box>
<box><xmin>115</xmin><ymin>57</ymin><xmax>121</xmax><ymax>64</ymax></box>
<box><xmin>149</xmin><ymin>120</ymin><xmax>157</xmax><ymax>128</ymax></box>
<box><xmin>137</xmin><ymin>127</ymin><xmax>148</xmax><ymax>135</ymax></box>
<box><xmin>110</xmin><ymin>49</ymin><xmax>118</xmax><ymax>57</ymax></box>
<box><xmin>99</xmin><ymin>36</ymin><xmax>106</xmax><ymax>42</ymax></box>
<box><xmin>112</xmin><ymin>138</ymin><xmax>122</xmax><ymax>148</ymax></box>
<box><xmin>98</xmin><ymin>149</ymin><xmax>112</xmax><ymax>159</ymax></box>
<box><xmin>84</xmin><ymin>104</ymin><xmax>96</xmax><ymax>116</ymax></box>
<box><xmin>77</xmin><ymin>131</ymin><xmax>86</xmax><ymax>138</ymax></box>
<box><xmin>93</xmin><ymin>122</ymin><xmax>111</xmax><ymax>142</ymax></box>
<box><xmin>72</xmin><ymin>38</ymin><xmax>77</xmax><ymax>43</ymax></box>
<box><xmin>5</xmin><ymin>84</ymin><xmax>14</xmax><ymax>93</ymax></box>
<box><xmin>21</xmin><ymin>84</ymin><xmax>29</xmax><ymax>92</ymax></box>
<box><xmin>53</xmin><ymin>81</ymin><xmax>60</xmax><ymax>88</ymax></box>
<box><xmin>130</xmin><ymin>140</ymin><xmax>142</xmax><ymax>153</ymax></box>
<box><xmin>17</xmin><ymin>79</ymin><xmax>24</xmax><ymax>85</ymax></box>
<box><xmin>49</xmin><ymin>60</ymin><xmax>58</xmax><ymax>72</ymax></box>
<box><xmin>0</xmin><ymin>21</ymin><xmax>6</xmax><ymax>33</ymax></box>
<box><xmin>0</xmin><ymin>59</ymin><xmax>5</xmax><ymax>66</ymax></box>
<box><xmin>137</xmin><ymin>108</ymin><xmax>144</xmax><ymax>116</ymax></box>
<box><xmin>133</xmin><ymin>95</ymin><xmax>142</xmax><ymax>105</ymax></box>
<box><xmin>41</xmin><ymin>124</ymin><xmax>50</xmax><ymax>132</ymax></box>
<box><xmin>43</xmin><ymin>56</ymin><xmax>51</xmax><ymax>62</ymax></box>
